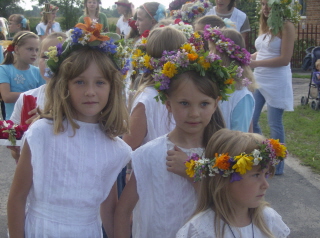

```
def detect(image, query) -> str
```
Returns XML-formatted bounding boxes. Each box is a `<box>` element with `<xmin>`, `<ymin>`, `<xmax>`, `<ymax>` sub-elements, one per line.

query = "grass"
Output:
<box><xmin>292</xmin><ymin>73</ymin><xmax>310</xmax><ymax>78</ymax></box>
<box><xmin>259</xmin><ymin>105</ymin><xmax>320</xmax><ymax>174</ymax></box>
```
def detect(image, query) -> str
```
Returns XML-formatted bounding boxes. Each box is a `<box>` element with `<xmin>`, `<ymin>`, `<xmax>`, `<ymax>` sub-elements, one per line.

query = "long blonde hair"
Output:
<box><xmin>193</xmin><ymin>129</ymin><xmax>275</xmax><ymax>238</ymax></box>
<box><xmin>41</xmin><ymin>47</ymin><xmax>129</xmax><ymax>138</ymax></box>
<box><xmin>84</xmin><ymin>0</ymin><xmax>101</xmax><ymax>17</ymax></box>
<box><xmin>208</xmin><ymin>28</ymin><xmax>256</xmax><ymax>92</ymax></box>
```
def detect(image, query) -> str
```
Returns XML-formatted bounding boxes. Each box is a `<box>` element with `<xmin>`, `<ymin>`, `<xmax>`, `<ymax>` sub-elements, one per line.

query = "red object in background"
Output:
<box><xmin>20</xmin><ymin>95</ymin><xmax>37</xmax><ymax>127</ymax></box>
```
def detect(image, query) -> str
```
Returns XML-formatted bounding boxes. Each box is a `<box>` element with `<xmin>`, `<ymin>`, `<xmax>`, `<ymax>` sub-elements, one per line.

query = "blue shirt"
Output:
<box><xmin>0</xmin><ymin>64</ymin><xmax>45</xmax><ymax>119</ymax></box>
<box><xmin>231</xmin><ymin>94</ymin><xmax>254</xmax><ymax>132</ymax></box>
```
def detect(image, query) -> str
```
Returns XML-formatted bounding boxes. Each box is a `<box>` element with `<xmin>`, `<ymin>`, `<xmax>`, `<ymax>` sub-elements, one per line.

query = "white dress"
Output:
<box><xmin>10</xmin><ymin>85</ymin><xmax>46</xmax><ymax>124</ymax></box>
<box><xmin>132</xmin><ymin>135</ymin><xmax>203</xmax><ymax>238</ymax></box>
<box><xmin>254</xmin><ymin>34</ymin><xmax>293</xmax><ymax>111</ymax></box>
<box><xmin>116</xmin><ymin>15</ymin><xmax>131</xmax><ymax>36</ymax></box>
<box><xmin>24</xmin><ymin>118</ymin><xmax>132</xmax><ymax>238</ymax></box>
<box><xmin>131</xmin><ymin>87</ymin><xmax>175</xmax><ymax>145</ymax></box>
<box><xmin>176</xmin><ymin>207</ymin><xmax>290</xmax><ymax>238</ymax></box>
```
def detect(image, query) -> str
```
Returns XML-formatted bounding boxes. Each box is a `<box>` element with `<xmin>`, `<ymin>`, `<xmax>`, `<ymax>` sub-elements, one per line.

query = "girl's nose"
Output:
<box><xmin>85</xmin><ymin>85</ymin><xmax>96</xmax><ymax>96</ymax></box>
<box><xmin>189</xmin><ymin>106</ymin><xmax>200</xmax><ymax>117</ymax></box>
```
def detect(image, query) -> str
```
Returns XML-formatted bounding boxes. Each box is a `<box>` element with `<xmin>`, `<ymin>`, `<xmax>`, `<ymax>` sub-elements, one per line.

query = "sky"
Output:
<box><xmin>22</xmin><ymin>0</ymin><xmax>172</xmax><ymax>11</ymax></box>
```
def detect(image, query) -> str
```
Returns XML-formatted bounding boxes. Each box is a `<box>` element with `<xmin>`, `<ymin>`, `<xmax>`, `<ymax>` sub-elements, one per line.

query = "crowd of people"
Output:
<box><xmin>0</xmin><ymin>0</ymin><xmax>300</xmax><ymax>237</ymax></box>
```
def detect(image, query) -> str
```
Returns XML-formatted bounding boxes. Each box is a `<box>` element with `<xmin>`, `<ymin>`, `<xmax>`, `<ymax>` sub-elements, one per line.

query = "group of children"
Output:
<box><xmin>3</xmin><ymin>0</ymin><xmax>294</xmax><ymax>237</ymax></box>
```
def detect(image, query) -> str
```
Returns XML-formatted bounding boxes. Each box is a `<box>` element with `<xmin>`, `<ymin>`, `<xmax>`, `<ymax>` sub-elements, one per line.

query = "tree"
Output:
<box><xmin>0</xmin><ymin>0</ymin><xmax>22</xmax><ymax>18</ymax></box>
<box><xmin>237</xmin><ymin>0</ymin><xmax>258</xmax><ymax>27</ymax></box>
<box><xmin>38</xmin><ymin>0</ymin><xmax>83</xmax><ymax>30</ymax></box>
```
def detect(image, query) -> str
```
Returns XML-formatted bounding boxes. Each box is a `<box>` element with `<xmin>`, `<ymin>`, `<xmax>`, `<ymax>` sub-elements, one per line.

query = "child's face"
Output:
<box><xmin>316</xmin><ymin>64</ymin><xmax>320</xmax><ymax>71</ymax></box>
<box><xmin>215</xmin><ymin>0</ymin><xmax>232</xmax><ymax>13</ymax></box>
<box><xmin>228</xmin><ymin>165</ymin><xmax>270</xmax><ymax>211</ymax></box>
<box><xmin>8</xmin><ymin>18</ymin><xmax>21</xmax><ymax>34</ymax></box>
<box><xmin>15</xmin><ymin>38</ymin><xmax>39</xmax><ymax>65</ymax></box>
<box><xmin>38</xmin><ymin>38</ymin><xmax>61</xmax><ymax>82</ymax></box>
<box><xmin>136</xmin><ymin>8</ymin><xmax>155</xmax><ymax>34</ymax></box>
<box><xmin>68</xmin><ymin>62</ymin><xmax>110</xmax><ymax>123</ymax></box>
<box><xmin>86</xmin><ymin>0</ymin><xmax>99</xmax><ymax>12</ymax></box>
<box><xmin>261</xmin><ymin>0</ymin><xmax>271</xmax><ymax>18</ymax></box>
<box><xmin>165</xmin><ymin>78</ymin><xmax>218</xmax><ymax>139</ymax></box>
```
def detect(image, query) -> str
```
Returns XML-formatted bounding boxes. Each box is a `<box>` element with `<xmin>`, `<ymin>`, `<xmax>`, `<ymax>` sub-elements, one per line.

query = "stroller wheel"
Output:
<box><xmin>316</xmin><ymin>101</ymin><xmax>320</xmax><ymax>111</ymax></box>
<box><xmin>310</xmin><ymin>100</ymin><xmax>319</xmax><ymax>110</ymax></box>
<box><xmin>301</xmin><ymin>96</ymin><xmax>308</xmax><ymax>105</ymax></box>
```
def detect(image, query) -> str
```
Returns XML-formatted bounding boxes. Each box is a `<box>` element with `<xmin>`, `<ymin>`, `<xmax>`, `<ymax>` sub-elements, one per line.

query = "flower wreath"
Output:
<box><xmin>186</xmin><ymin>139</ymin><xmax>287</xmax><ymax>182</ymax></box>
<box><xmin>45</xmin><ymin>17</ymin><xmax>129</xmax><ymax>78</ymax></box>
<box><xmin>203</xmin><ymin>25</ymin><xmax>251</xmax><ymax>66</ymax></box>
<box><xmin>262</xmin><ymin>0</ymin><xmax>301</xmax><ymax>35</ymax></box>
<box><xmin>172</xmin><ymin>0</ymin><xmax>213</xmax><ymax>24</ymax></box>
<box><xmin>170</xmin><ymin>19</ymin><xmax>194</xmax><ymax>39</ymax></box>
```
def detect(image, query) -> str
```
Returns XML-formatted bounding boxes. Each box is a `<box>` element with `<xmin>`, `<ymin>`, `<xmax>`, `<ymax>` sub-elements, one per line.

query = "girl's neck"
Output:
<box><xmin>216</xmin><ymin>6</ymin><xmax>233</xmax><ymax>15</ymax></box>
<box><xmin>88</xmin><ymin>11</ymin><xmax>98</xmax><ymax>19</ymax></box>
<box><xmin>168</xmin><ymin>128</ymin><xmax>203</xmax><ymax>149</ymax></box>
<box><xmin>232</xmin><ymin>207</ymin><xmax>251</xmax><ymax>227</ymax></box>
<box><xmin>14</xmin><ymin>60</ymin><xmax>30</xmax><ymax>70</ymax></box>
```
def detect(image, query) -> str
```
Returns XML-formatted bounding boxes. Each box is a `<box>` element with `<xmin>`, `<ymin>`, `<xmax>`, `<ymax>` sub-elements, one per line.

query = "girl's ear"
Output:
<box><xmin>165</xmin><ymin>99</ymin><xmax>172</xmax><ymax>113</ymax></box>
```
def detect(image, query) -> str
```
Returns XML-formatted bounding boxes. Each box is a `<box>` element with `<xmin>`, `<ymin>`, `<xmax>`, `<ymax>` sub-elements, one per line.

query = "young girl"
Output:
<box><xmin>115</xmin><ymin>0</ymin><xmax>134</xmax><ymax>38</ymax></box>
<box><xmin>176</xmin><ymin>128</ymin><xmax>290</xmax><ymax>237</ymax></box>
<box><xmin>0</xmin><ymin>31</ymin><xmax>45</xmax><ymax>120</ymax></box>
<box><xmin>194</xmin><ymin>15</ymin><xmax>226</xmax><ymax>32</ymax></box>
<box><xmin>204</xmin><ymin>26</ymin><xmax>255</xmax><ymax>132</ymax></box>
<box><xmin>250</xmin><ymin>0</ymin><xmax>298</xmax><ymax>175</ymax></box>
<box><xmin>36</xmin><ymin>4</ymin><xmax>61</xmax><ymax>40</ymax></box>
<box><xmin>8</xmin><ymin>14</ymin><xmax>30</xmax><ymax>38</ymax></box>
<box><xmin>7</xmin><ymin>21</ymin><xmax>131</xmax><ymax>238</ymax></box>
<box><xmin>115</xmin><ymin>40</ymin><xmax>236</xmax><ymax>237</ymax></box>
<box><xmin>78</xmin><ymin>0</ymin><xmax>109</xmax><ymax>32</ymax></box>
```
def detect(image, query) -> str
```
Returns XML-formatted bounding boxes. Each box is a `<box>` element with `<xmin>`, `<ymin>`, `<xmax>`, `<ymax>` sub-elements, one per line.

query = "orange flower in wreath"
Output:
<box><xmin>75</xmin><ymin>17</ymin><xmax>110</xmax><ymax>42</ymax></box>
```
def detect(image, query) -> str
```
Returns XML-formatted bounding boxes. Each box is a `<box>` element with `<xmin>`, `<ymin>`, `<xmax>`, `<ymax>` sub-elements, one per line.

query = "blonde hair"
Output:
<box><xmin>39</xmin><ymin>32</ymin><xmax>67</xmax><ymax>55</ymax></box>
<box><xmin>41</xmin><ymin>47</ymin><xmax>129</xmax><ymax>138</ymax></box>
<box><xmin>165</xmin><ymin>71</ymin><xmax>225</xmax><ymax>147</ymax></box>
<box><xmin>41</xmin><ymin>5</ymin><xmax>59</xmax><ymax>25</ymax></box>
<box><xmin>8</xmin><ymin>14</ymin><xmax>30</xmax><ymax>31</ymax></box>
<box><xmin>194</xmin><ymin>15</ymin><xmax>226</xmax><ymax>32</ymax></box>
<box><xmin>208</xmin><ymin>28</ymin><xmax>256</xmax><ymax>92</ymax></box>
<box><xmin>193</xmin><ymin>129</ymin><xmax>275</xmax><ymax>238</ymax></box>
<box><xmin>2</xmin><ymin>31</ymin><xmax>38</xmax><ymax>65</ymax></box>
<box><xmin>84</xmin><ymin>0</ymin><xmax>101</xmax><ymax>17</ymax></box>
<box><xmin>129</xmin><ymin>26</ymin><xmax>187</xmax><ymax>108</ymax></box>
<box><xmin>315</xmin><ymin>59</ymin><xmax>320</xmax><ymax>70</ymax></box>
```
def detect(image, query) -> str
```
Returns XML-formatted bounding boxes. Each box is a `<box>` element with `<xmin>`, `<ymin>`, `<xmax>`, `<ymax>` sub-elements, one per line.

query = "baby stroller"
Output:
<box><xmin>301</xmin><ymin>46</ymin><xmax>320</xmax><ymax>110</ymax></box>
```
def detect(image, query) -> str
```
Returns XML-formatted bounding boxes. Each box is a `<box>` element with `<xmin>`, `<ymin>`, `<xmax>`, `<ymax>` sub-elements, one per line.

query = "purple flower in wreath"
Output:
<box><xmin>56</xmin><ymin>43</ymin><xmax>63</xmax><ymax>56</ymax></box>
<box><xmin>71</xmin><ymin>28</ymin><xmax>83</xmax><ymax>43</ymax></box>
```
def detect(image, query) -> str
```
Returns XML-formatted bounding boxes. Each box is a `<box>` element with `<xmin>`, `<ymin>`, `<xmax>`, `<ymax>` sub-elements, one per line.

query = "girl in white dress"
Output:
<box><xmin>115</xmin><ymin>39</ymin><xmax>237</xmax><ymax>237</ymax></box>
<box><xmin>177</xmin><ymin>129</ymin><xmax>290</xmax><ymax>238</ymax></box>
<box><xmin>7</xmin><ymin>21</ymin><xmax>131</xmax><ymax>238</ymax></box>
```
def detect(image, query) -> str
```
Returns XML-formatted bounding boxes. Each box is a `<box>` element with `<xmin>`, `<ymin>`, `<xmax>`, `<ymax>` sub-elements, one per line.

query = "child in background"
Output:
<box><xmin>0</xmin><ymin>31</ymin><xmax>45</xmax><ymax>120</ymax></box>
<box><xmin>177</xmin><ymin>128</ymin><xmax>290</xmax><ymax>237</ymax></box>
<box><xmin>36</xmin><ymin>4</ymin><xmax>62</xmax><ymax>40</ymax></box>
<box><xmin>7</xmin><ymin>21</ymin><xmax>131</xmax><ymax>237</ymax></box>
<box><xmin>193</xmin><ymin>15</ymin><xmax>226</xmax><ymax>32</ymax></box>
<box><xmin>0</xmin><ymin>26</ymin><xmax>6</xmax><ymax>119</ymax></box>
<box><xmin>313</xmin><ymin>59</ymin><xmax>320</xmax><ymax>82</ymax></box>
<box><xmin>204</xmin><ymin>26</ymin><xmax>255</xmax><ymax>132</ymax></box>
<box><xmin>8</xmin><ymin>14</ymin><xmax>30</xmax><ymax>38</ymax></box>
<box><xmin>115</xmin><ymin>39</ymin><xmax>237</xmax><ymax>237</ymax></box>
<box><xmin>8</xmin><ymin>32</ymin><xmax>67</xmax><ymax>162</ymax></box>
<box><xmin>115</xmin><ymin>0</ymin><xmax>134</xmax><ymax>38</ymax></box>
<box><xmin>78</xmin><ymin>0</ymin><xmax>109</xmax><ymax>32</ymax></box>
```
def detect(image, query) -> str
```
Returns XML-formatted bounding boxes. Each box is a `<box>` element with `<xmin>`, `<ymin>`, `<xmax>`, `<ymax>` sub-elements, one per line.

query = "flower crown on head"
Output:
<box><xmin>170</xmin><ymin>19</ymin><xmax>194</xmax><ymax>39</ymax></box>
<box><xmin>203</xmin><ymin>25</ymin><xmax>251</xmax><ymax>66</ymax></box>
<box><xmin>186</xmin><ymin>139</ymin><xmax>287</xmax><ymax>182</ymax></box>
<box><xmin>263</xmin><ymin>0</ymin><xmax>301</xmax><ymax>35</ymax></box>
<box><xmin>45</xmin><ymin>17</ymin><xmax>128</xmax><ymax>77</ymax></box>
<box><xmin>172</xmin><ymin>0</ymin><xmax>213</xmax><ymax>24</ymax></box>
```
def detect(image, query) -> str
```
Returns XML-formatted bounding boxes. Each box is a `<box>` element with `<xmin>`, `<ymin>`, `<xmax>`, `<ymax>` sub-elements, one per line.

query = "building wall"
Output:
<box><xmin>306</xmin><ymin>0</ymin><xmax>320</xmax><ymax>25</ymax></box>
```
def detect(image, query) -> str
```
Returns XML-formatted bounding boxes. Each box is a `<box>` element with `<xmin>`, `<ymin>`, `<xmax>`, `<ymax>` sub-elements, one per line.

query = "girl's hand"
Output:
<box><xmin>25</xmin><ymin>107</ymin><xmax>38</xmax><ymax>125</ymax></box>
<box><xmin>249</xmin><ymin>60</ymin><xmax>258</xmax><ymax>69</ymax></box>
<box><xmin>166</xmin><ymin>146</ymin><xmax>189</xmax><ymax>178</ymax></box>
<box><xmin>251</xmin><ymin>52</ymin><xmax>257</xmax><ymax>60</ymax></box>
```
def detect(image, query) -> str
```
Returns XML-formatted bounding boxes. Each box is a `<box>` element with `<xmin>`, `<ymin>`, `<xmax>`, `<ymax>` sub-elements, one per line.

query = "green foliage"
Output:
<box><xmin>236</xmin><ymin>0</ymin><xmax>258</xmax><ymax>26</ymax></box>
<box><xmin>259</xmin><ymin>106</ymin><xmax>320</xmax><ymax>174</ymax></box>
<box><xmin>0</xmin><ymin>0</ymin><xmax>22</xmax><ymax>18</ymax></box>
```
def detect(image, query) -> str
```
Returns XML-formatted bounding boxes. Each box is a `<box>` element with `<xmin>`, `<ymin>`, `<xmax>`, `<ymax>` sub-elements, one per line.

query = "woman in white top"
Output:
<box><xmin>36</xmin><ymin>4</ymin><xmax>61</xmax><ymax>40</ymax></box>
<box><xmin>205</xmin><ymin>0</ymin><xmax>250</xmax><ymax>44</ymax></box>
<box><xmin>250</xmin><ymin>0</ymin><xmax>296</xmax><ymax>175</ymax></box>
<box><xmin>115</xmin><ymin>0</ymin><xmax>134</xmax><ymax>38</ymax></box>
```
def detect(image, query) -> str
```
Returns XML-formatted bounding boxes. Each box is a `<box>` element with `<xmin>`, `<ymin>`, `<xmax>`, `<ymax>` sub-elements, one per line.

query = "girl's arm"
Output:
<box><xmin>0</xmin><ymin>83</ymin><xmax>21</xmax><ymax>103</ymax></box>
<box><xmin>251</xmin><ymin>52</ymin><xmax>257</xmax><ymax>60</ymax></box>
<box><xmin>7</xmin><ymin>140</ymin><xmax>33</xmax><ymax>238</ymax></box>
<box><xmin>250</xmin><ymin>21</ymin><xmax>295</xmax><ymax>68</ymax></box>
<box><xmin>122</xmin><ymin>103</ymin><xmax>147</xmax><ymax>150</ymax></box>
<box><xmin>114</xmin><ymin>172</ymin><xmax>139</xmax><ymax>238</ymax></box>
<box><xmin>116</xmin><ymin>27</ymin><xmax>121</xmax><ymax>35</ymax></box>
<box><xmin>100</xmin><ymin>182</ymin><xmax>118</xmax><ymax>238</ymax></box>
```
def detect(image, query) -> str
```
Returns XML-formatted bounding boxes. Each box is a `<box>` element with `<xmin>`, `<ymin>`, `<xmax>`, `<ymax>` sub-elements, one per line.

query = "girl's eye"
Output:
<box><xmin>253</xmin><ymin>173</ymin><xmax>260</xmax><ymax>178</ymax></box>
<box><xmin>75</xmin><ymin>80</ymin><xmax>84</xmax><ymax>85</ymax></box>
<box><xmin>201</xmin><ymin>102</ymin><xmax>209</xmax><ymax>107</ymax></box>
<box><xmin>96</xmin><ymin>81</ymin><xmax>106</xmax><ymax>86</ymax></box>
<box><xmin>180</xmin><ymin>101</ymin><xmax>188</xmax><ymax>106</ymax></box>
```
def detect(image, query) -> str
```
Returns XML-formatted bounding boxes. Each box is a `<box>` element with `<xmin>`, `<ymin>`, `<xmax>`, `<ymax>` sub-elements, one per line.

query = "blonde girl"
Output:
<box><xmin>7</xmin><ymin>21</ymin><xmax>131</xmax><ymax>238</ymax></box>
<box><xmin>115</xmin><ymin>0</ymin><xmax>134</xmax><ymax>37</ymax></box>
<box><xmin>115</xmin><ymin>38</ymin><xmax>235</xmax><ymax>237</ymax></box>
<box><xmin>177</xmin><ymin>128</ymin><xmax>290</xmax><ymax>237</ymax></box>
<box><xmin>36</xmin><ymin>4</ymin><xmax>62</xmax><ymax>40</ymax></box>
<box><xmin>8</xmin><ymin>14</ymin><xmax>30</xmax><ymax>37</ymax></box>
<box><xmin>250</xmin><ymin>0</ymin><xmax>297</xmax><ymax>175</ymax></box>
<box><xmin>204</xmin><ymin>26</ymin><xmax>256</xmax><ymax>132</ymax></box>
<box><xmin>78</xmin><ymin>0</ymin><xmax>109</xmax><ymax>32</ymax></box>
<box><xmin>0</xmin><ymin>31</ymin><xmax>45</xmax><ymax>120</ymax></box>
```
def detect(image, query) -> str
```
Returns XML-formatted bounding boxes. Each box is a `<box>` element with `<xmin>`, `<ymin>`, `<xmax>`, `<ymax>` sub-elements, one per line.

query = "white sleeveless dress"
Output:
<box><xmin>254</xmin><ymin>34</ymin><xmax>293</xmax><ymax>111</ymax></box>
<box><xmin>24</xmin><ymin>118</ymin><xmax>132</xmax><ymax>237</ymax></box>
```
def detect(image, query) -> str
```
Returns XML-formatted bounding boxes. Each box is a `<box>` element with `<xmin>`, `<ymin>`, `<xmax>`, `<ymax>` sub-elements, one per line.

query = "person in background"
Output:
<box><xmin>205</xmin><ymin>0</ymin><xmax>250</xmax><ymax>46</ymax></box>
<box><xmin>115</xmin><ymin>0</ymin><xmax>134</xmax><ymax>38</ymax></box>
<box><xmin>0</xmin><ymin>24</ymin><xmax>6</xmax><ymax>119</ymax></box>
<box><xmin>8</xmin><ymin>14</ymin><xmax>30</xmax><ymax>39</ymax></box>
<box><xmin>36</xmin><ymin>4</ymin><xmax>61</xmax><ymax>40</ymax></box>
<box><xmin>78</xmin><ymin>0</ymin><xmax>109</xmax><ymax>32</ymax></box>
